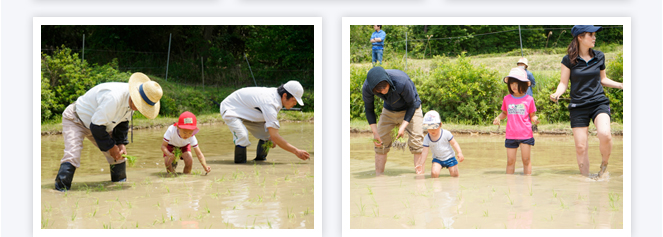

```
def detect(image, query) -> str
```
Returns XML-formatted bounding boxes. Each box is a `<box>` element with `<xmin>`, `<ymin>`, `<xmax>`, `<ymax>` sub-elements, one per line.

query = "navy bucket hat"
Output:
<box><xmin>571</xmin><ymin>25</ymin><xmax>603</xmax><ymax>37</ymax></box>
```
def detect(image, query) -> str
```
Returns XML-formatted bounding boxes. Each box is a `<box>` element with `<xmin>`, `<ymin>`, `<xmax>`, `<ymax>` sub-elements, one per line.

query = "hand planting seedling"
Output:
<box><xmin>261</xmin><ymin>140</ymin><xmax>275</xmax><ymax>154</ymax></box>
<box><xmin>122</xmin><ymin>154</ymin><xmax>137</xmax><ymax>167</ymax></box>
<box><xmin>391</xmin><ymin>126</ymin><xmax>407</xmax><ymax>151</ymax></box>
<box><xmin>173</xmin><ymin>148</ymin><xmax>182</xmax><ymax>165</ymax></box>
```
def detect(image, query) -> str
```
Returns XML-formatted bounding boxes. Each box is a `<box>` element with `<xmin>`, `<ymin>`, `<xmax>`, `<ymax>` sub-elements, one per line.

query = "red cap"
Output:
<box><xmin>175</xmin><ymin>111</ymin><xmax>198</xmax><ymax>133</ymax></box>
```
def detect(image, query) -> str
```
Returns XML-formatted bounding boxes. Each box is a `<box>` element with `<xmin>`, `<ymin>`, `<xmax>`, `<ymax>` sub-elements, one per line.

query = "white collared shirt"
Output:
<box><xmin>220</xmin><ymin>87</ymin><xmax>282</xmax><ymax>129</ymax></box>
<box><xmin>75</xmin><ymin>82</ymin><xmax>133</xmax><ymax>133</ymax></box>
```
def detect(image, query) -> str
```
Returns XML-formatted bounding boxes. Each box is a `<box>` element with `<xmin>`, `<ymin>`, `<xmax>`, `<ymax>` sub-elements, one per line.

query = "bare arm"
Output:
<box><xmin>193</xmin><ymin>146</ymin><xmax>211</xmax><ymax>173</ymax></box>
<box><xmin>550</xmin><ymin>63</ymin><xmax>571</xmax><ymax>102</ymax></box>
<box><xmin>268</xmin><ymin>127</ymin><xmax>310</xmax><ymax>160</ymax></box>
<box><xmin>449</xmin><ymin>138</ymin><xmax>464</xmax><ymax>162</ymax></box>
<box><xmin>493</xmin><ymin>111</ymin><xmax>507</xmax><ymax>125</ymax></box>
<box><xmin>600</xmin><ymin>70</ymin><xmax>624</xmax><ymax>89</ymax></box>
<box><xmin>161</xmin><ymin>141</ymin><xmax>175</xmax><ymax>173</ymax></box>
<box><xmin>370</xmin><ymin>123</ymin><xmax>382</xmax><ymax>147</ymax></box>
<box><xmin>529</xmin><ymin>113</ymin><xmax>539</xmax><ymax>125</ymax></box>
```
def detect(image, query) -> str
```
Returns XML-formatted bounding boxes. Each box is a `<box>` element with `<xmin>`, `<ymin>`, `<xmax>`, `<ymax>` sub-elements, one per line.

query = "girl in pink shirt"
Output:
<box><xmin>493</xmin><ymin>68</ymin><xmax>539</xmax><ymax>175</ymax></box>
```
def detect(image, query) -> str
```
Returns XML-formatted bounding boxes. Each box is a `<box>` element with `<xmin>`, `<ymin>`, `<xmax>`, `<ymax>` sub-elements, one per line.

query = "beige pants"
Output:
<box><xmin>375</xmin><ymin>106</ymin><xmax>424</xmax><ymax>154</ymax></box>
<box><xmin>60</xmin><ymin>104</ymin><xmax>125</xmax><ymax>168</ymax></box>
<box><xmin>223</xmin><ymin>117</ymin><xmax>270</xmax><ymax>147</ymax></box>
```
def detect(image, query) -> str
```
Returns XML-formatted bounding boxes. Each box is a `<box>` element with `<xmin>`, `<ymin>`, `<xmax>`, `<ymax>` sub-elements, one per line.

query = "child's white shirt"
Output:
<box><xmin>163</xmin><ymin>124</ymin><xmax>198</xmax><ymax>148</ymax></box>
<box><xmin>423</xmin><ymin>129</ymin><xmax>455</xmax><ymax>161</ymax></box>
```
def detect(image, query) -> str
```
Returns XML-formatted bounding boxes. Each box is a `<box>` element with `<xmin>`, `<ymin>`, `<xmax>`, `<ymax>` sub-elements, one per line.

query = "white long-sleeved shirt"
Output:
<box><xmin>220</xmin><ymin>87</ymin><xmax>282</xmax><ymax>130</ymax></box>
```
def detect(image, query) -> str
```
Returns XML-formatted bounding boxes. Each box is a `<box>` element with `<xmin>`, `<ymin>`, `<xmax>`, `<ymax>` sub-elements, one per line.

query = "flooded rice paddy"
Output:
<box><xmin>350</xmin><ymin>133</ymin><xmax>623</xmax><ymax>229</ymax></box>
<box><xmin>41</xmin><ymin>122</ymin><xmax>314</xmax><ymax>229</ymax></box>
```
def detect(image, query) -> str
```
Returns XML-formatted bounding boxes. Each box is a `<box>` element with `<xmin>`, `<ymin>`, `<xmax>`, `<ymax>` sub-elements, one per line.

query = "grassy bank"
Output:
<box><xmin>42</xmin><ymin>111</ymin><xmax>313</xmax><ymax>136</ymax></box>
<box><xmin>350</xmin><ymin>119</ymin><xmax>624</xmax><ymax>136</ymax></box>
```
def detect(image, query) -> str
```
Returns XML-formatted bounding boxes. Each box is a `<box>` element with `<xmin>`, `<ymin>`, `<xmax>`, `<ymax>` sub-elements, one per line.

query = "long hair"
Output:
<box><xmin>567</xmin><ymin>32</ymin><xmax>595</xmax><ymax>65</ymax></box>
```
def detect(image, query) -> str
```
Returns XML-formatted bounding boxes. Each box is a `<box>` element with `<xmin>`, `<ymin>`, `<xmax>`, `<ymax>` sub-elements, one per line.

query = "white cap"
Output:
<box><xmin>423</xmin><ymin>110</ymin><xmax>441</xmax><ymax>129</ymax></box>
<box><xmin>284</xmin><ymin>80</ymin><xmax>304</xmax><ymax>106</ymax></box>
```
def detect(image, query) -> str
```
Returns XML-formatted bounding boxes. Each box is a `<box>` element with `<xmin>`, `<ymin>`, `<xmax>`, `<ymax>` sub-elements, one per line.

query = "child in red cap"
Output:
<box><xmin>161</xmin><ymin>111</ymin><xmax>212</xmax><ymax>174</ymax></box>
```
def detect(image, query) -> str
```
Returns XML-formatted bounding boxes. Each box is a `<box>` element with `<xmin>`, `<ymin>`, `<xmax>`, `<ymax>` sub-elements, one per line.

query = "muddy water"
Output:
<box><xmin>350</xmin><ymin>133</ymin><xmax>623</xmax><ymax>229</ymax></box>
<box><xmin>41</xmin><ymin>122</ymin><xmax>314</xmax><ymax>229</ymax></box>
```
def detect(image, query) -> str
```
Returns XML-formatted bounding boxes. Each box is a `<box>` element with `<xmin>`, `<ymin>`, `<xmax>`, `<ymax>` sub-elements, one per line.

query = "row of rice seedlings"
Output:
<box><xmin>286</xmin><ymin>207</ymin><xmax>296</xmax><ymax>219</ymax></box>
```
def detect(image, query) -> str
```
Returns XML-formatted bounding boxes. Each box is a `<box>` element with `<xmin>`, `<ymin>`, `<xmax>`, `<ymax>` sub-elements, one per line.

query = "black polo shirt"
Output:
<box><xmin>561</xmin><ymin>49</ymin><xmax>610</xmax><ymax>109</ymax></box>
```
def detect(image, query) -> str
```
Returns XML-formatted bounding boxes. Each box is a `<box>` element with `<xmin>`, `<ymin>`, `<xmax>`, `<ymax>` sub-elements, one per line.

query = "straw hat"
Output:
<box><xmin>128</xmin><ymin>73</ymin><xmax>162</xmax><ymax>119</ymax></box>
<box><xmin>503</xmin><ymin>67</ymin><xmax>531</xmax><ymax>86</ymax></box>
<box><xmin>517</xmin><ymin>57</ymin><xmax>529</xmax><ymax>67</ymax></box>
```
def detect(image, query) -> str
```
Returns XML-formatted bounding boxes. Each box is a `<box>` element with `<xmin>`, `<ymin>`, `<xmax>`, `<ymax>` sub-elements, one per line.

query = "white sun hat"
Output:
<box><xmin>423</xmin><ymin>110</ymin><xmax>441</xmax><ymax>129</ymax></box>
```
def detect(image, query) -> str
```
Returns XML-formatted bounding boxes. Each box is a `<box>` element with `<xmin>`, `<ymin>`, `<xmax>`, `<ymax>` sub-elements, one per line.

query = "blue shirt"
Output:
<box><xmin>371</xmin><ymin>30</ymin><xmax>386</xmax><ymax>49</ymax></box>
<box><xmin>525</xmin><ymin>69</ymin><xmax>536</xmax><ymax>97</ymax></box>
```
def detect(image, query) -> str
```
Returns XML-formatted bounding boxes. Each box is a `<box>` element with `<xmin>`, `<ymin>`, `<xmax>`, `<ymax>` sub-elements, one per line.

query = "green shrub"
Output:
<box><xmin>605</xmin><ymin>52</ymin><xmax>623</xmax><ymax>122</ymax></box>
<box><xmin>41</xmin><ymin>46</ymin><xmax>132</xmax><ymax>122</ymax></box>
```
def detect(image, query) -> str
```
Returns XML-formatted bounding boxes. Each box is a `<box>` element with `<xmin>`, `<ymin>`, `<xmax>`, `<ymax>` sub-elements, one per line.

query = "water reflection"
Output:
<box><xmin>41</xmin><ymin>122</ymin><xmax>314</xmax><ymax>229</ymax></box>
<box><xmin>350</xmin><ymin>134</ymin><xmax>623</xmax><ymax>229</ymax></box>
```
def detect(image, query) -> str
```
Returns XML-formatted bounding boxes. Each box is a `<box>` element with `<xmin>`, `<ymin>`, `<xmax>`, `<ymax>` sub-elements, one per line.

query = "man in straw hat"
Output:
<box><xmin>55</xmin><ymin>72</ymin><xmax>163</xmax><ymax>191</ymax></box>
<box><xmin>362</xmin><ymin>66</ymin><xmax>425</xmax><ymax>176</ymax></box>
<box><xmin>220</xmin><ymin>80</ymin><xmax>310</xmax><ymax>163</ymax></box>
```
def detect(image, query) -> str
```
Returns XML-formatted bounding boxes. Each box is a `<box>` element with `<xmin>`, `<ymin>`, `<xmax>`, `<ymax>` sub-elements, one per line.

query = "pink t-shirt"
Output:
<box><xmin>501</xmin><ymin>94</ymin><xmax>537</xmax><ymax>139</ymax></box>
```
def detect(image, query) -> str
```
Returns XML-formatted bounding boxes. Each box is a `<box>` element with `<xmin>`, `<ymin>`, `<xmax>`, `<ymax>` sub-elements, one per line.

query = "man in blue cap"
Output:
<box><xmin>362</xmin><ymin>66</ymin><xmax>425</xmax><ymax>175</ymax></box>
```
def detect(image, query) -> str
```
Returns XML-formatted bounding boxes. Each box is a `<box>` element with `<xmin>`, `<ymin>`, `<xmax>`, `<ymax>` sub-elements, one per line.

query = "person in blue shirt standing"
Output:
<box><xmin>370</xmin><ymin>25</ymin><xmax>386</xmax><ymax>65</ymax></box>
<box><xmin>517</xmin><ymin>57</ymin><xmax>536</xmax><ymax>97</ymax></box>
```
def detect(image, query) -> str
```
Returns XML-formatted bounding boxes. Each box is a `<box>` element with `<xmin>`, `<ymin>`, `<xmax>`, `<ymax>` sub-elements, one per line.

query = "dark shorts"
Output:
<box><xmin>432</xmin><ymin>157</ymin><xmax>458</xmax><ymax>168</ymax></box>
<box><xmin>163</xmin><ymin>144</ymin><xmax>191</xmax><ymax>159</ymax></box>
<box><xmin>505</xmin><ymin>138</ymin><xmax>535</xmax><ymax>148</ymax></box>
<box><xmin>569</xmin><ymin>103</ymin><xmax>611</xmax><ymax>128</ymax></box>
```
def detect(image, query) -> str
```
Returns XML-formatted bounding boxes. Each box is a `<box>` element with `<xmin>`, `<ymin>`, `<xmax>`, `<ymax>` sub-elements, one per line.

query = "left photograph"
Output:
<box><xmin>36</xmin><ymin>18</ymin><xmax>321</xmax><ymax>232</ymax></box>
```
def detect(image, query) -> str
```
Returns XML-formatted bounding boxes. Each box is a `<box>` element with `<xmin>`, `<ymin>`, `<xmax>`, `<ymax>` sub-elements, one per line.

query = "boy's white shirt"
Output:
<box><xmin>163</xmin><ymin>124</ymin><xmax>198</xmax><ymax>148</ymax></box>
<box><xmin>220</xmin><ymin>87</ymin><xmax>282</xmax><ymax>130</ymax></box>
<box><xmin>74</xmin><ymin>82</ymin><xmax>133</xmax><ymax>133</ymax></box>
<box><xmin>423</xmin><ymin>129</ymin><xmax>455</xmax><ymax>161</ymax></box>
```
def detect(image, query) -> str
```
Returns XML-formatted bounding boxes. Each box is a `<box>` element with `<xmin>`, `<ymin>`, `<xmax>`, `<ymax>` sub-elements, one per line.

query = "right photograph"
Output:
<box><xmin>343</xmin><ymin>19</ymin><xmax>630</xmax><ymax>231</ymax></box>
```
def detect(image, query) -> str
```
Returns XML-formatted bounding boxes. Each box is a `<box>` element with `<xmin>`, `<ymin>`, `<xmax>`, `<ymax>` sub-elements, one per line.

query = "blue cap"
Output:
<box><xmin>571</xmin><ymin>25</ymin><xmax>603</xmax><ymax>37</ymax></box>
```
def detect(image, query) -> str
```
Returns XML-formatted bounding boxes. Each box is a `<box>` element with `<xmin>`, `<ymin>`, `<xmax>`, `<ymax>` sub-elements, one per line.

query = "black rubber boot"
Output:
<box><xmin>234</xmin><ymin>146</ymin><xmax>247</xmax><ymax>164</ymax></box>
<box><xmin>254</xmin><ymin>140</ymin><xmax>269</xmax><ymax>161</ymax></box>
<box><xmin>110</xmin><ymin>162</ymin><xmax>127</xmax><ymax>182</ymax></box>
<box><xmin>55</xmin><ymin>162</ymin><xmax>76</xmax><ymax>192</ymax></box>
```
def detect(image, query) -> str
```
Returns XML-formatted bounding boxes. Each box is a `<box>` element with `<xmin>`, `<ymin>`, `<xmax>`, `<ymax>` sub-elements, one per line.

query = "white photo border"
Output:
<box><xmin>342</xmin><ymin>17</ymin><xmax>630</xmax><ymax>236</ymax></box>
<box><xmin>33</xmin><ymin>17</ymin><xmax>322</xmax><ymax>236</ymax></box>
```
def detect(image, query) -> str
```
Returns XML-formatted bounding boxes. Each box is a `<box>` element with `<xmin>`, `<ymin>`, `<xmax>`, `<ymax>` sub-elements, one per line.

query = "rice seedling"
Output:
<box><xmin>44</xmin><ymin>204</ymin><xmax>52</xmax><ymax>213</ymax></box>
<box><xmin>284</xmin><ymin>175</ymin><xmax>291</xmax><ymax>181</ymax></box>
<box><xmin>366</xmin><ymin>185</ymin><xmax>373</xmax><ymax>195</ymax></box>
<box><xmin>135</xmin><ymin>222</ymin><xmax>139</xmax><ymax>228</ymax></box>
<box><xmin>528</xmin><ymin>185</ymin><xmax>533</xmax><ymax>196</ymax></box>
<box><xmin>608</xmin><ymin>192</ymin><xmax>620</xmax><ymax>210</ymax></box>
<box><xmin>372</xmin><ymin>207</ymin><xmax>380</xmax><ymax>217</ymax></box>
<box><xmin>214</xmin><ymin>176</ymin><xmax>226</xmax><ymax>183</ymax></box>
<box><xmin>121</xmin><ymin>154</ymin><xmax>138</xmax><ymax>167</ymax></box>
<box><xmin>126</xmin><ymin>200</ymin><xmax>132</xmax><ymax>209</ymax></box>
<box><xmin>390</xmin><ymin>127</ymin><xmax>408</xmax><ymax>151</ymax></box>
<box><xmin>87</xmin><ymin>208</ymin><xmax>97</xmax><ymax>217</ymax></box>
<box><xmin>118</xmin><ymin>211</ymin><xmax>126</xmax><ymax>221</ymax></box>
<box><xmin>287</xmin><ymin>207</ymin><xmax>295</xmax><ymax>219</ymax></box>
<box><xmin>41</xmin><ymin>217</ymin><xmax>50</xmax><ymax>228</ymax></box>
<box><xmin>559</xmin><ymin>198</ymin><xmax>567</xmax><ymax>209</ymax></box>
<box><xmin>205</xmin><ymin>204</ymin><xmax>211</xmax><ymax>213</ymax></box>
<box><xmin>356</xmin><ymin>198</ymin><xmax>366</xmax><ymax>216</ymax></box>
<box><xmin>155</xmin><ymin>202</ymin><xmax>161</xmax><ymax>208</ymax></box>
<box><xmin>552</xmin><ymin>188</ymin><xmax>557</xmax><ymax>198</ymax></box>
<box><xmin>272</xmin><ymin>189</ymin><xmax>278</xmax><ymax>199</ymax></box>
<box><xmin>267</xmin><ymin>218</ymin><xmax>272</xmax><ymax>229</ymax></box>
<box><xmin>393</xmin><ymin>215</ymin><xmax>400</xmax><ymax>219</ymax></box>
<box><xmin>70</xmin><ymin>211</ymin><xmax>77</xmax><ymax>221</ymax></box>
<box><xmin>103</xmin><ymin>223</ymin><xmax>112</xmax><ymax>229</ymax></box>
<box><xmin>304</xmin><ymin>207</ymin><xmax>310</xmax><ymax>216</ymax></box>
<box><xmin>261</xmin><ymin>140</ymin><xmax>275</xmax><ymax>154</ymax></box>
<box><xmin>95</xmin><ymin>198</ymin><xmax>99</xmax><ymax>205</ymax></box>
<box><xmin>483</xmin><ymin>210</ymin><xmax>489</xmax><ymax>217</ymax></box>
<box><xmin>173</xmin><ymin>148</ymin><xmax>182</xmax><ymax>166</ymax></box>
<box><xmin>505</xmin><ymin>192</ymin><xmax>513</xmax><ymax>205</ymax></box>
<box><xmin>546</xmin><ymin>214</ymin><xmax>554</xmax><ymax>221</ymax></box>
<box><xmin>407</xmin><ymin>217</ymin><xmax>416</xmax><ymax>225</ymax></box>
<box><xmin>402</xmin><ymin>198</ymin><xmax>410</xmax><ymax>208</ymax></box>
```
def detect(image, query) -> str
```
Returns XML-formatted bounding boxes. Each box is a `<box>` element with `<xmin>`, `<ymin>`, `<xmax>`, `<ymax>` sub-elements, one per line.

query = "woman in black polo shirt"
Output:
<box><xmin>549</xmin><ymin>25</ymin><xmax>623</xmax><ymax>178</ymax></box>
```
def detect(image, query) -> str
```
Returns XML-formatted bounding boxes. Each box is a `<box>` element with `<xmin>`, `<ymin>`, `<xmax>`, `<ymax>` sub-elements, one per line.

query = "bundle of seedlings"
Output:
<box><xmin>121</xmin><ymin>154</ymin><xmax>137</xmax><ymax>167</ymax></box>
<box><xmin>261</xmin><ymin>140</ymin><xmax>275</xmax><ymax>154</ymax></box>
<box><xmin>391</xmin><ymin>126</ymin><xmax>408</xmax><ymax>151</ymax></box>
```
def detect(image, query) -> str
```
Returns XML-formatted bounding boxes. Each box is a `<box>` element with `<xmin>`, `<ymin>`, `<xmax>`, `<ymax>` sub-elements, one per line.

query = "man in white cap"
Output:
<box><xmin>55</xmin><ymin>72</ymin><xmax>163</xmax><ymax>191</ymax></box>
<box><xmin>220</xmin><ymin>81</ymin><xmax>310</xmax><ymax>163</ymax></box>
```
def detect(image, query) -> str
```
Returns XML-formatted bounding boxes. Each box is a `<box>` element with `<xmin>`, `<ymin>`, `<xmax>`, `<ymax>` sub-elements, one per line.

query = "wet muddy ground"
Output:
<box><xmin>41</xmin><ymin>122</ymin><xmax>314</xmax><ymax>229</ymax></box>
<box><xmin>350</xmin><ymin>134</ymin><xmax>623</xmax><ymax>229</ymax></box>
